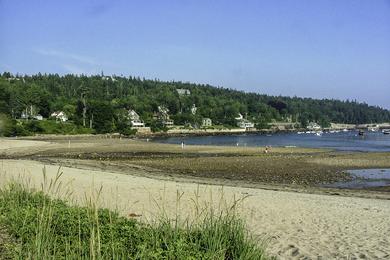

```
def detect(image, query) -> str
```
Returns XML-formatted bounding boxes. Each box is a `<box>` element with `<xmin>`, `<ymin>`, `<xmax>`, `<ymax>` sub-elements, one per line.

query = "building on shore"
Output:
<box><xmin>128</xmin><ymin>109</ymin><xmax>145</xmax><ymax>127</ymax></box>
<box><xmin>156</xmin><ymin>106</ymin><xmax>174</xmax><ymax>126</ymax></box>
<box><xmin>191</xmin><ymin>104</ymin><xmax>197</xmax><ymax>115</ymax></box>
<box><xmin>307</xmin><ymin>122</ymin><xmax>321</xmax><ymax>130</ymax></box>
<box><xmin>235</xmin><ymin>113</ymin><xmax>255</xmax><ymax>130</ymax></box>
<box><xmin>51</xmin><ymin>111</ymin><xmax>68</xmax><ymax>122</ymax></box>
<box><xmin>202</xmin><ymin>118</ymin><xmax>212</xmax><ymax>127</ymax></box>
<box><xmin>237</xmin><ymin>120</ymin><xmax>255</xmax><ymax>129</ymax></box>
<box><xmin>21</xmin><ymin>105</ymin><xmax>43</xmax><ymax>120</ymax></box>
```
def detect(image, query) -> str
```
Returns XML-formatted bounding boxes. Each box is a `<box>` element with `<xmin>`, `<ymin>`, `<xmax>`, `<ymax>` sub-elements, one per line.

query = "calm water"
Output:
<box><xmin>153</xmin><ymin>131</ymin><xmax>390</xmax><ymax>152</ymax></box>
<box><xmin>324</xmin><ymin>169</ymin><xmax>390</xmax><ymax>189</ymax></box>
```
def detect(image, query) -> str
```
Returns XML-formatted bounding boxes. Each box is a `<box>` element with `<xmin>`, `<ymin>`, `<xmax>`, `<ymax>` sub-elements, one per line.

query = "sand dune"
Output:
<box><xmin>1</xmin><ymin>159</ymin><xmax>389</xmax><ymax>259</ymax></box>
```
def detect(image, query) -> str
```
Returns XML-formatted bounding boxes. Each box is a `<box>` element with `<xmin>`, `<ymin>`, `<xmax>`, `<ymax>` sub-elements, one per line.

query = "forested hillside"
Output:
<box><xmin>0</xmin><ymin>72</ymin><xmax>389</xmax><ymax>135</ymax></box>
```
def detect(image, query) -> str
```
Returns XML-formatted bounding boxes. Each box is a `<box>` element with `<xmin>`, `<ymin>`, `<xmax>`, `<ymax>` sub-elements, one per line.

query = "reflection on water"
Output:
<box><xmin>323</xmin><ymin>169</ymin><xmax>390</xmax><ymax>189</ymax></box>
<box><xmin>154</xmin><ymin>131</ymin><xmax>390</xmax><ymax>152</ymax></box>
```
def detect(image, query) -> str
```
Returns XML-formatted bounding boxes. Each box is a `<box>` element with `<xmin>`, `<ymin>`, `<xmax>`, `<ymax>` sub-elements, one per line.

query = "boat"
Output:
<box><xmin>383</xmin><ymin>129</ymin><xmax>390</xmax><ymax>135</ymax></box>
<box><xmin>342</xmin><ymin>129</ymin><xmax>348</xmax><ymax>132</ymax></box>
<box><xmin>315</xmin><ymin>131</ymin><xmax>323</xmax><ymax>136</ymax></box>
<box><xmin>358</xmin><ymin>130</ymin><xmax>365</xmax><ymax>136</ymax></box>
<box><xmin>368</xmin><ymin>126</ymin><xmax>379</xmax><ymax>132</ymax></box>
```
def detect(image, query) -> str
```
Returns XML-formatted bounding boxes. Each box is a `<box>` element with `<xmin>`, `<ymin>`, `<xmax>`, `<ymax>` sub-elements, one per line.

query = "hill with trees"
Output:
<box><xmin>0</xmin><ymin>72</ymin><xmax>389</xmax><ymax>136</ymax></box>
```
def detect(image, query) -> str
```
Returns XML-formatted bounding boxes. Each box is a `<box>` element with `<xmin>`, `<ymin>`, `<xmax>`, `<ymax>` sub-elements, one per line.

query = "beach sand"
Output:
<box><xmin>1</xmin><ymin>139</ymin><xmax>389</xmax><ymax>259</ymax></box>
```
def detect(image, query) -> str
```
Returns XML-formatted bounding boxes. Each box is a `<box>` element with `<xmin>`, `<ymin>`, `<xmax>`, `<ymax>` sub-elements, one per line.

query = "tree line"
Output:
<box><xmin>0</xmin><ymin>72</ymin><xmax>389</xmax><ymax>136</ymax></box>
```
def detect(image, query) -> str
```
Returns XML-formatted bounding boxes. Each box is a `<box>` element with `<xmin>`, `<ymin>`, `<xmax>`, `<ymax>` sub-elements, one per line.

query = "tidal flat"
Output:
<box><xmin>3</xmin><ymin>136</ymin><xmax>390</xmax><ymax>197</ymax></box>
<box><xmin>1</xmin><ymin>136</ymin><xmax>390</xmax><ymax>258</ymax></box>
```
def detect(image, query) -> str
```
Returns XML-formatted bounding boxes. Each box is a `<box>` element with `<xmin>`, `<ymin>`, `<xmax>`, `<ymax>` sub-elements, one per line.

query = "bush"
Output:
<box><xmin>0</xmin><ymin>115</ymin><xmax>30</xmax><ymax>137</ymax></box>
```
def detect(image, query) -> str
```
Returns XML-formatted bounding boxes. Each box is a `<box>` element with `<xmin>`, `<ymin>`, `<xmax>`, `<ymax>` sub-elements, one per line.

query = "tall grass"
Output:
<box><xmin>0</xmin><ymin>169</ymin><xmax>271</xmax><ymax>259</ymax></box>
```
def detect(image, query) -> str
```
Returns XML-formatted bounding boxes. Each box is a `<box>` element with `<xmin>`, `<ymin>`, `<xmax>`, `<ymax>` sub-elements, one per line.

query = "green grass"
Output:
<box><xmin>24</xmin><ymin>120</ymin><xmax>93</xmax><ymax>135</ymax></box>
<box><xmin>0</xmin><ymin>173</ymin><xmax>270</xmax><ymax>259</ymax></box>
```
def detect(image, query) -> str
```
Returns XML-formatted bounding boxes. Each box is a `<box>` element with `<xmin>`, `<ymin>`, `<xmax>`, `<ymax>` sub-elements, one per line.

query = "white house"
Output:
<box><xmin>191</xmin><ymin>104</ymin><xmax>197</xmax><ymax>115</ymax></box>
<box><xmin>51</xmin><ymin>111</ymin><xmax>68</xmax><ymax>122</ymax></box>
<box><xmin>202</xmin><ymin>118</ymin><xmax>212</xmax><ymax>127</ymax></box>
<box><xmin>307</xmin><ymin>122</ymin><xmax>321</xmax><ymax>130</ymax></box>
<box><xmin>157</xmin><ymin>106</ymin><xmax>174</xmax><ymax>126</ymax></box>
<box><xmin>235</xmin><ymin>113</ymin><xmax>254</xmax><ymax>129</ymax></box>
<box><xmin>176</xmin><ymin>89</ymin><xmax>191</xmax><ymax>96</ymax></box>
<box><xmin>128</xmin><ymin>109</ymin><xmax>145</xmax><ymax>127</ymax></box>
<box><xmin>34</xmin><ymin>114</ymin><xmax>43</xmax><ymax>121</ymax></box>
<box><xmin>237</xmin><ymin>119</ymin><xmax>254</xmax><ymax>129</ymax></box>
<box><xmin>21</xmin><ymin>105</ymin><xmax>41</xmax><ymax>120</ymax></box>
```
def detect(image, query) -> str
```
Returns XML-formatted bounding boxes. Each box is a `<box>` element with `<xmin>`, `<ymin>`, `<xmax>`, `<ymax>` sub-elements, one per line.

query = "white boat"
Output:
<box><xmin>315</xmin><ymin>132</ymin><xmax>322</xmax><ymax>136</ymax></box>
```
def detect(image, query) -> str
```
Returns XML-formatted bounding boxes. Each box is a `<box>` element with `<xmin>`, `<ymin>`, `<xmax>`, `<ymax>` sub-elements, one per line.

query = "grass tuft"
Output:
<box><xmin>0</xmin><ymin>172</ymin><xmax>271</xmax><ymax>259</ymax></box>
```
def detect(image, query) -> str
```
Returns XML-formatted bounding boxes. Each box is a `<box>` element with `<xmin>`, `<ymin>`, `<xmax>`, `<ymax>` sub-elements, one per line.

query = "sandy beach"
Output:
<box><xmin>1</xmin><ymin>138</ymin><xmax>390</xmax><ymax>259</ymax></box>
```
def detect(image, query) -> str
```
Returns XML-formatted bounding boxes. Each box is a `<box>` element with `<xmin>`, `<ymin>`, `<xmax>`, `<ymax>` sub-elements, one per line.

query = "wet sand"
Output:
<box><xmin>1</xmin><ymin>138</ymin><xmax>390</xmax><ymax>259</ymax></box>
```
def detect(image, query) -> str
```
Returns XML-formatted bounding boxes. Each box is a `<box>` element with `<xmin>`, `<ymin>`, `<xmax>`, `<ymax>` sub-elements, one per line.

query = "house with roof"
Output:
<box><xmin>51</xmin><ymin>111</ymin><xmax>68</xmax><ymax>122</ymax></box>
<box><xmin>202</xmin><ymin>118</ymin><xmax>212</xmax><ymax>127</ymax></box>
<box><xmin>176</xmin><ymin>89</ymin><xmax>191</xmax><ymax>96</ymax></box>
<box><xmin>157</xmin><ymin>106</ymin><xmax>174</xmax><ymax>126</ymax></box>
<box><xmin>128</xmin><ymin>109</ymin><xmax>145</xmax><ymax>127</ymax></box>
<box><xmin>307</xmin><ymin>122</ymin><xmax>321</xmax><ymax>130</ymax></box>
<box><xmin>191</xmin><ymin>104</ymin><xmax>197</xmax><ymax>115</ymax></box>
<box><xmin>235</xmin><ymin>113</ymin><xmax>254</xmax><ymax>129</ymax></box>
<box><xmin>21</xmin><ymin>105</ymin><xmax>43</xmax><ymax>120</ymax></box>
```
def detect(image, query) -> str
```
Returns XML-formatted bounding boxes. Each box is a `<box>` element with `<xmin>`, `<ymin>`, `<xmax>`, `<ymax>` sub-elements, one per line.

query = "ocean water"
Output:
<box><xmin>153</xmin><ymin>130</ymin><xmax>390</xmax><ymax>152</ymax></box>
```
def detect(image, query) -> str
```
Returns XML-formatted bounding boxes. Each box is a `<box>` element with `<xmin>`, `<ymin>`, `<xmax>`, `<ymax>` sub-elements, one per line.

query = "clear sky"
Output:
<box><xmin>1</xmin><ymin>0</ymin><xmax>389</xmax><ymax>109</ymax></box>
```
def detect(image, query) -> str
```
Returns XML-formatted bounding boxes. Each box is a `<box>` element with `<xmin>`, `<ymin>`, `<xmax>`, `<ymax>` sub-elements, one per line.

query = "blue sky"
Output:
<box><xmin>1</xmin><ymin>0</ymin><xmax>389</xmax><ymax>109</ymax></box>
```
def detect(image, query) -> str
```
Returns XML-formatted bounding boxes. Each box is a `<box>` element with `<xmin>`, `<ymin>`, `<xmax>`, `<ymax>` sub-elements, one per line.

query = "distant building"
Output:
<box><xmin>307</xmin><ymin>122</ymin><xmax>321</xmax><ymax>130</ymax></box>
<box><xmin>21</xmin><ymin>105</ymin><xmax>41</xmax><ymax>120</ymax></box>
<box><xmin>131</xmin><ymin>120</ymin><xmax>145</xmax><ymax>127</ymax></box>
<box><xmin>191</xmin><ymin>104</ymin><xmax>197</xmax><ymax>115</ymax></box>
<box><xmin>101</xmin><ymin>76</ymin><xmax>117</xmax><ymax>82</ymax></box>
<box><xmin>21</xmin><ymin>111</ymin><xmax>28</xmax><ymax>119</ymax></box>
<box><xmin>235</xmin><ymin>113</ymin><xmax>254</xmax><ymax>129</ymax></box>
<box><xmin>237</xmin><ymin>119</ymin><xmax>254</xmax><ymax>129</ymax></box>
<box><xmin>176</xmin><ymin>89</ymin><xmax>191</xmax><ymax>96</ymax></box>
<box><xmin>34</xmin><ymin>115</ymin><xmax>43</xmax><ymax>121</ymax></box>
<box><xmin>51</xmin><ymin>111</ymin><xmax>68</xmax><ymax>122</ymax></box>
<box><xmin>128</xmin><ymin>109</ymin><xmax>145</xmax><ymax>127</ymax></box>
<box><xmin>157</xmin><ymin>106</ymin><xmax>174</xmax><ymax>126</ymax></box>
<box><xmin>162</xmin><ymin>119</ymin><xmax>174</xmax><ymax>126</ymax></box>
<box><xmin>202</xmin><ymin>118</ymin><xmax>212</xmax><ymax>127</ymax></box>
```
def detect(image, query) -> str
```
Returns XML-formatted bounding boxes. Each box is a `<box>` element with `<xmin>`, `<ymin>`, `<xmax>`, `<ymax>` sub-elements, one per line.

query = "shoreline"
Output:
<box><xmin>6</xmin><ymin>120</ymin><xmax>390</xmax><ymax>140</ymax></box>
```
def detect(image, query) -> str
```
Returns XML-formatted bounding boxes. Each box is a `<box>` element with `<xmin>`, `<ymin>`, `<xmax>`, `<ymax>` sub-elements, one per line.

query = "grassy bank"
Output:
<box><xmin>0</xmin><ymin>174</ymin><xmax>270</xmax><ymax>259</ymax></box>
